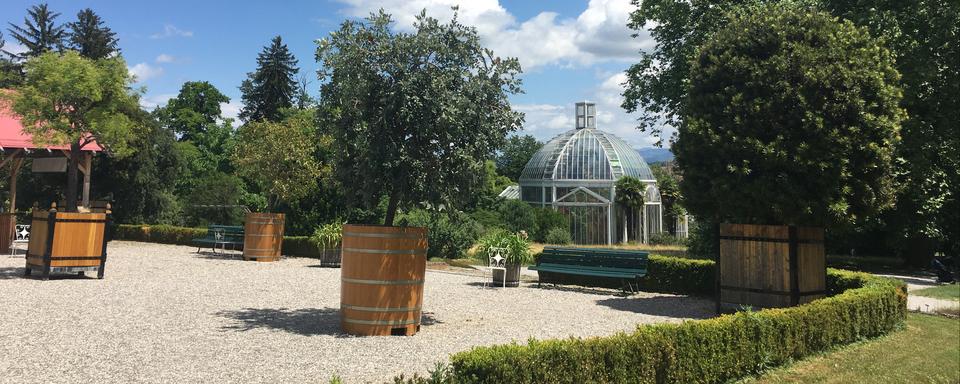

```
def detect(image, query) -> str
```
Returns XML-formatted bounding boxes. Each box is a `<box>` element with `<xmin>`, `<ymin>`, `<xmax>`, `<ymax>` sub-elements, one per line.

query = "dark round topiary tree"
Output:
<box><xmin>676</xmin><ymin>3</ymin><xmax>905</xmax><ymax>228</ymax></box>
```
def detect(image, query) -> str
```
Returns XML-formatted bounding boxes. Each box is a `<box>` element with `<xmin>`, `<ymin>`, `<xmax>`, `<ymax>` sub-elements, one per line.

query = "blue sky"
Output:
<box><xmin>2</xmin><ymin>0</ymin><xmax>663</xmax><ymax>147</ymax></box>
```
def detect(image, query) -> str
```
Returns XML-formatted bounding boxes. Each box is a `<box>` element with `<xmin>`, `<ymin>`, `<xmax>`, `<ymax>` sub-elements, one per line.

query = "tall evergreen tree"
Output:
<box><xmin>240</xmin><ymin>36</ymin><xmax>298</xmax><ymax>122</ymax></box>
<box><xmin>6</xmin><ymin>3</ymin><xmax>66</xmax><ymax>59</ymax></box>
<box><xmin>67</xmin><ymin>8</ymin><xmax>119</xmax><ymax>60</ymax></box>
<box><xmin>0</xmin><ymin>31</ymin><xmax>22</xmax><ymax>87</ymax></box>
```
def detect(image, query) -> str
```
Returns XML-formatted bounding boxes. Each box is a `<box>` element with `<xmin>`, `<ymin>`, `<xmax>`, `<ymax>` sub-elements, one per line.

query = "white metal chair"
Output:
<box><xmin>484</xmin><ymin>246</ymin><xmax>508</xmax><ymax>289</ymax></box>
<box><xmin>10</xmin><ymin>224</ymin><xmax>29</xmax><ymax>256</ymax></box>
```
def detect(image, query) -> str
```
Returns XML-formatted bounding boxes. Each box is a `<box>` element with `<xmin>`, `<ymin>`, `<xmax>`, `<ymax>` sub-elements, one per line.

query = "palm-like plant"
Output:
<box><xmin>615</xmin><ymin>176</ymin><xmax>646</xmax><ymax>243</ymax></box>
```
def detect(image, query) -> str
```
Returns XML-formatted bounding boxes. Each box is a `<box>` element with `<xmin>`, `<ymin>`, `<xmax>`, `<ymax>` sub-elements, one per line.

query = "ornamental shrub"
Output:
<box><xmin>400</xmin><ymin>209</ymin><xmax>483</xmax><ymax>259</ymax></box>
<box><xmin>448</xmin><ymin>269</ymin><xmax>906</xmax><ymax>383</ymax></box>
<box><xmin>544</xmin><ymin>227</ymin><xmax>572</xmax><ymax>245</ymax></box>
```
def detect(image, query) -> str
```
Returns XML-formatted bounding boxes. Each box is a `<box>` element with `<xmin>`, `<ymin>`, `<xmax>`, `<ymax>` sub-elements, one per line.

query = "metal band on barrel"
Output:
<box><xmin>342</xmin><ymin>277</ymin><xmax>424</xmax><ymax>285</ymax></box>
<box><xmin>342</xmin><ymin>318</ymin><xmax>420</xmax><ymax>326</ymax></box>
<box><xmin>342</xmin><ymin>231</ymin><xmax>425</xmax><ymax>240</ymax></box>
<box><xmin>342</xmin><ymin>247</ymin><xmax>425</xmax><ymax>255</ymax></box>
<box><xmin>341</xmin><ymin>304</ymin><xmax>421</xmax><ymax>313</ymax></box>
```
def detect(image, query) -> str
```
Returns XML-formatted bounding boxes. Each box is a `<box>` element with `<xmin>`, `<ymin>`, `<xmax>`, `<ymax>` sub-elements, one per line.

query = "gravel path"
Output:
<box><xmin>878</xmin><ymin>273</ymin><xmax>960</xmax><ymax>314</ymax></box>
<box><xmin>0</xmin><ymin>241</ymin><xmax>714</xmax><ymax>383</ymax></box>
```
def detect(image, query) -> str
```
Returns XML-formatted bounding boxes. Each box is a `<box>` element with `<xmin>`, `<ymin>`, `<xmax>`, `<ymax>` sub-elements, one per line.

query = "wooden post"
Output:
<box><xmin>9</xmin><ymin>155</ymin><xmax>23</xmax><ymax>212</ymax></box>
<box><xmin>82</xmin><ymin>152</ymin><xmax>92</xmax><ymax>208</ymax></box>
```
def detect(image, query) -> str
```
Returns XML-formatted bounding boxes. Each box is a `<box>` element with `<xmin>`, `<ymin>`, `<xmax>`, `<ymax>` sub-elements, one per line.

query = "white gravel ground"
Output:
<box><xmin>0</xmin><ymin>241</ymin><xmax>715</xmax><ymax>383</ymax></box>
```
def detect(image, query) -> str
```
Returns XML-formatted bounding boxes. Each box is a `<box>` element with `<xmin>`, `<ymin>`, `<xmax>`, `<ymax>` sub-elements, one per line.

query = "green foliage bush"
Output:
<box><xmin>497</xmin><ymin>199</ymin><xmax>536</xmax><ymax>235</ymax></box>
<box><xmin>475</xmin><ymin>229</ymin><xmax>533</xmax><ymax>265</ymax></box>
<box><xmin>448</xmin><ymin>269</ymin><xmax>906</xmax><ymax>383</ymax></box>
<box><xmin>400</xmin><ymin>209</ymin><xmax>483</xmax><ymax>259</ymax></box>
<box><xmin>648</xmin><ymin>233</ymin><xmax>687</xmax><ymax>246</ymax></box>
<box><xmin>532</xmin><ymin>208</ymin><xmax>569</xmax><ymax>243</ymax></box>
<box><xmin>543</xmin><ymin>227</ymin><xmax>572</xmax><ymax>245</ymax></box>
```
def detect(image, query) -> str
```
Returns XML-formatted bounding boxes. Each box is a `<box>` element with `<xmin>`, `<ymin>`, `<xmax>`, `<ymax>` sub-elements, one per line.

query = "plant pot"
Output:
<box><xmin>25</xmin><ymin>209</ymin><xmax>110</xmax><ymax>279</ymax></box>
<box><xmin>340</xmin><ymin>224</ymin><xmax>428</xmax><ymax>336</ymax></box>
<box><xmin>492</xmin><ymin>263</ymin><xmax>522</xmax><ymax>287</ymax></box>
<box><xmin>320</xmin><ymin>247</ymin><xmax>342</xmax><ymax>267</ymax></box>
<box><xmin>0</xmin><ymin>212</ymin><xmax>15</xmax><ymax>254</ymax></box>
<box><xmin>243</xmin><ymin>212</ymin><xmax>284</xmax><ymax>262</ymax></box>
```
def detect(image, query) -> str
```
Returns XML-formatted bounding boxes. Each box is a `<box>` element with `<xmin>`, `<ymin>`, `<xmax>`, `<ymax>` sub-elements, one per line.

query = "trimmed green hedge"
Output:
<box><xmin>114</xmin><ymin>224</ymin><xmax>324</xmax><ymax>258</ymax></box>
<box><xmin>447</xmin><ymin>268</ymin><xmax>906</xmax><ymax>383</ymax></box>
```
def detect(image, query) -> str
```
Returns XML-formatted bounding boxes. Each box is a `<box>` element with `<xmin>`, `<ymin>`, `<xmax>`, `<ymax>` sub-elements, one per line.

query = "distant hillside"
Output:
<box><xmin>636</xmin><ymin>147</ymin><xmax>674</xmax><ymax>164</ymax></box>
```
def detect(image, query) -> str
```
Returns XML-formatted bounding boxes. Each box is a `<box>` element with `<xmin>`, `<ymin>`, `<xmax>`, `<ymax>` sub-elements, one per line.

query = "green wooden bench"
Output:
<box><xmin>529</xmin><ymin>246</ymin><xmax>649</xmax><ymax>293</ymax></box>
<box><xmin>192</xmin><ymin>225</ymin><xmax>244</xmax><ymax>254</ymax></box>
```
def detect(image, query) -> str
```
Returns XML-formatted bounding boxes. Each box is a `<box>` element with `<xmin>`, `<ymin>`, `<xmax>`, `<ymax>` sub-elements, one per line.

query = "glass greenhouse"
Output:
<box><xmin>518</xmin><ymin>102</ymin><xmax>662</xmax><ymax>245</ymax></box>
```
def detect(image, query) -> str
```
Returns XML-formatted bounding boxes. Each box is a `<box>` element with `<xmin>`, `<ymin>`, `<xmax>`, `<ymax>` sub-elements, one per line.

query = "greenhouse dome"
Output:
<box><xmin>518</xmin><ymin>102</ymin><xmax>662</xmax><ymax>245</ymax></box>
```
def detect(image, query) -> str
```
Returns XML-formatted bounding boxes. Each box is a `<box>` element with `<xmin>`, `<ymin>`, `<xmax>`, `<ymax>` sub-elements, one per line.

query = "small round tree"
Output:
<box><xmin>676</xmin><ymin>3</ymin><xmax>904</xmax><ymax>228</ymax></box>
<box><xmin>316</xmin><ymin>10</ymin><xmax>523</xmax><ymax>226</ymax></box>
<box><xmin>1</xmin><ymin>51</ymin><xmax>143</xmax><ymax>212</ymax></box>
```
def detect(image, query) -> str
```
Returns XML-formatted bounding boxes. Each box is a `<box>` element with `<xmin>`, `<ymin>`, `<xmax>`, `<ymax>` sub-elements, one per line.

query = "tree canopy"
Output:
<box><xmin>496</xmin><ymin>134</ymin><xmax>542</xmax><ymax>181</ymax></box>
<box><xmin>1</xmin><ymin>51</ymin><xmax>143</xmax><ymax>211</ymax></box>
<box><xmin>6</xmin><ymin>3</ymin><xmax>66</xmax><ymax>59</ymax></box>
<box><xmin>316</xmin><ymin>10</ymin><xmax>524</xmax><ymax>226</ymax></box>
<box><xmin>233</xmin><ymin>108</ymin><xmax>326</xmax><ymax>211</ymax></box>
<box><xmin>676</xmin><ymin>3</ymin><xmax>903</xmax><ymax>228</ymax></box>
<box><xmin>67</xmin><ymin>8</ymin><xmax>119</xmax><ymax>60</ymax></box>
<box><xmin>240</xmin><ymin>36</ymin><xmax>299</xmax><ymax>122</ymax></box>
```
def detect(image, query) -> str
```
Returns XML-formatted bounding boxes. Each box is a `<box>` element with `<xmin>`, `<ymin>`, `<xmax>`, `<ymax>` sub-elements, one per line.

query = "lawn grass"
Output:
<box><xmin>912</xmin><ymin>283</ymin><xmax>960</xmax><ymax>301</ymax></box>
<box><xmin>739</xmin><ymin>313</ymin><xmax>959</xmax><ymax>384</ymax></box>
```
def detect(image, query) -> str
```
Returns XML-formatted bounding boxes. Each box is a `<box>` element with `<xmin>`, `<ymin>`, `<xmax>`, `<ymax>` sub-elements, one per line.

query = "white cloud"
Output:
<box><xmin>139</xmin><ymin>93</ymin><xmax>176</xmax><ymax>111</ymax></box>
<box><xmin>335</xmin><ymin>0</ymin><xmax>651</xmax><ymax>70</ymax></box>
<box><xmin>128</xmin><ymin>63</ymin><xmax>165</xmax><ymax>82</ymax></box>
<box><xmin>516</xmin><ymin>71</ymin><xmax>665</xmax><ymax>148</ymax></box>
<box><xmin>150</xmin><ymin>24</ymin><xmax>193</xmax><ymax>39</ymax></box>
<box><xmin>155</xmin><ymin>54</ymin><xmax>176</xmax><ymax>63</ymax></box>
<box><xmin>3</xmin><ymin>42</ymin><xmax>28</xmax><ymax>56</ymax></box>
<box><xmin>219</xmin><ymin>101</ymin><xmax>242</xmax><ymax>123</ymax></box>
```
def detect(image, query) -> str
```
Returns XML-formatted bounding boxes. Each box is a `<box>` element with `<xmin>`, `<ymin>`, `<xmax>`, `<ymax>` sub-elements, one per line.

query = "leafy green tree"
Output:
<box><xmin>827</xmin><ymin>0</ymin><xmax>959</xmax><ymax>259</ymax></box>
<box><xmin>240</xmin><ymin>36</ymin><xmax>299</xmax><ymax>122</ymax></box>
<box><xmin>155</xmin><ymin>81</ymin><xmax>235</xmax><ymax>192</ymax></box>
<box><xmin>626</xmin><ymin>0</ymin><xmax>959</xmax><ymax>259</ymax></box>
<box><xmin>233</xmin><ymin>108</ymin><xmax>325</xmax><ymax>211</ymax></box>
<box><xmin>316</xmin><ymin>10</ymin><xmax>523</xmax><ymax>226</ymax></box>
<box><xmin>1</xmin><ymin>51</ymin><xmax>143</xmax><ymax>212</ymax></box>
<box><xmin>497</xmin><ymin>199</ymin><xmax>536</xmax><ymax>235</ymax></box>
<box><xmin>496</xmin><ymin>135</ymin><xmax>543</xmax><ymax>181</ymax></box>
<box><xmin>67</xmin><ymin>8</ymin><xmax>119</xmax><ymax>60</ymax></box>
<box><xmin>651</xmin><ymin>163</ymin><xmax>683</xmax><ymax>232</ymax></box>
<box><xmin>93</xmin><ymin>109</ymin><xmax>183</xmax><ymax>224</ymax></box>
<box><xmin>6</xmin><ymin>3</ymin><xmax>66</xmax><ymax>59</ymax></box>
<box><xmin>677</xmin><ymin>3</ymin><xmax>903</xmax><ymax>228</ymax></box>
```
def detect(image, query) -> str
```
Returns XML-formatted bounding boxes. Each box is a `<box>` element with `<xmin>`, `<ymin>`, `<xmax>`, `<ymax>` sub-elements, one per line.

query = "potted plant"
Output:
<box><xmin>233</xmin><ymin>109</ymin><xmax>323</xmax><ymax>261</ymax></box>
<box><xmin>317</xmin><ymin>10</ymin><xmax>522</xmax><ymax>336</ymax></box>
<box><xmin>477</xmin><ymin>230</ymin><xmax>532</xmax><ymax>287</ymax></box>
<box><xmin>2</xmin><ymin>52</ymin><xmax>142</xmax><ymax>279</ymax></box>
<box><xmin>311</xmin><ymin>221</ymin><xmax>343</xmax><ymax>267</ymax></box>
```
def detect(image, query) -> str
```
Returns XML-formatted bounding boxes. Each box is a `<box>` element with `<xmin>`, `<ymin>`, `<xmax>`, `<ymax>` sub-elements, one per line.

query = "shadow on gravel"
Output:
<box><xmin>193</xmin><ymin>251</ymin><xmax>244</xmax><ymax>261</ymax></box>
<box><xmin>0</xmin><ymin>266</ymin><xmax>26</xmax><ymax>280</ymax></box>
<box><xmin>216</xmin><ymin>307</ymin><xmax>440</xmax><ymax>336</ymax></box>
<box><xmin>595</xmin><ymin>296</ymin><xmax>715</xmax><ymax>319</ymax></box>
<box><xmin>0</xmin><ymin>266</ymin><xmax>99</xmax><ymax>280</ymax></box>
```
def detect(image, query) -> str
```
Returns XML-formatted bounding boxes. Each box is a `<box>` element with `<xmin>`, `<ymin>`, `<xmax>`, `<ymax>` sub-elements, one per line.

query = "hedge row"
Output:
<box><xmin>113</xmin><ymin>224</ymin><xmax>323</xmax><ymax>258</ymax></box>
<box><xmin>446</xmin><ymin>268</ymin><xmax>906</xmax><ymax>383</ymax></box>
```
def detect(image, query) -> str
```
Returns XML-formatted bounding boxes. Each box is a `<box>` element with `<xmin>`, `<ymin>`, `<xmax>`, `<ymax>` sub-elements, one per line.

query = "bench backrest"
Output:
<box><xmin>208</xmin><ymin>225</ymin><xmax>244</xmax><ymax>240</ymax></box>
<box><xmin>540</xmin><ymin>247</ymin><xmax>648</xmax><ymax>270</ymax></box>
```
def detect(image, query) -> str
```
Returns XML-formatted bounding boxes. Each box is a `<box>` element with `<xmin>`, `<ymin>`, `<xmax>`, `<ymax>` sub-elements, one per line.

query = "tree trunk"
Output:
<box><xmin>622</xmin><ymin>210</ymin><xmax>628</xmax><ymax>244</ymax></box>
<box><xmin>383</xmin><ymin>189</ymin><xmax>401</xmax><ymax>227</ymax></box>
<box><xmin>65</xmin><ymin>142</ymin><xmax>81</xmax><ymax>212</ymax></box>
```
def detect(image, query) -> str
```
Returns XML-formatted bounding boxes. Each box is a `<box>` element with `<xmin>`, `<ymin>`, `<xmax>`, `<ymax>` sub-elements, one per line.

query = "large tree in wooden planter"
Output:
<box><xmin>233</xmin><ymin>108</ymin><xmax>324</xmax><ymax>261</ymax></box>
<box><xmin>0</xmin><ymin>51</ymin><xmax>142</xmax><ymax>278</ymax></box>
<box><xmin>316</xmin><ymin>10</ymin><xmax>522</xmax><ymax>336</ymax></box>
<box><xmin>675</xmin><ymin>4</ymin><xmax>904</xmax><ymax>308</ymax></box>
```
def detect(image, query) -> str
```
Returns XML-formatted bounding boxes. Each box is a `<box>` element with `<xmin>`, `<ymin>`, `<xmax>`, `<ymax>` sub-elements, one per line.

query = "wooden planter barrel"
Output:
<box><xmin>718</xmin><ymin>223</ymin><xmax>826</xmax><ymax>310</ymax></box>
<box><xmin>340</xmin><ymin>224</ymin><xmax>428</xmax><ymax>336</ymax></box>
<box><xmin>0</xmin><ymin>212</ymin><xmax>15</xmax><ymax>254</ymax></box>
<box><xmin>25</xmin><ymin>210</ymin><xmax>109</xmax><ymax>279</ymax></box>
<box><xmin>243</xmin><ymin>213</ymin><xmax>284</xmax><ymax>262</ymax></box>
